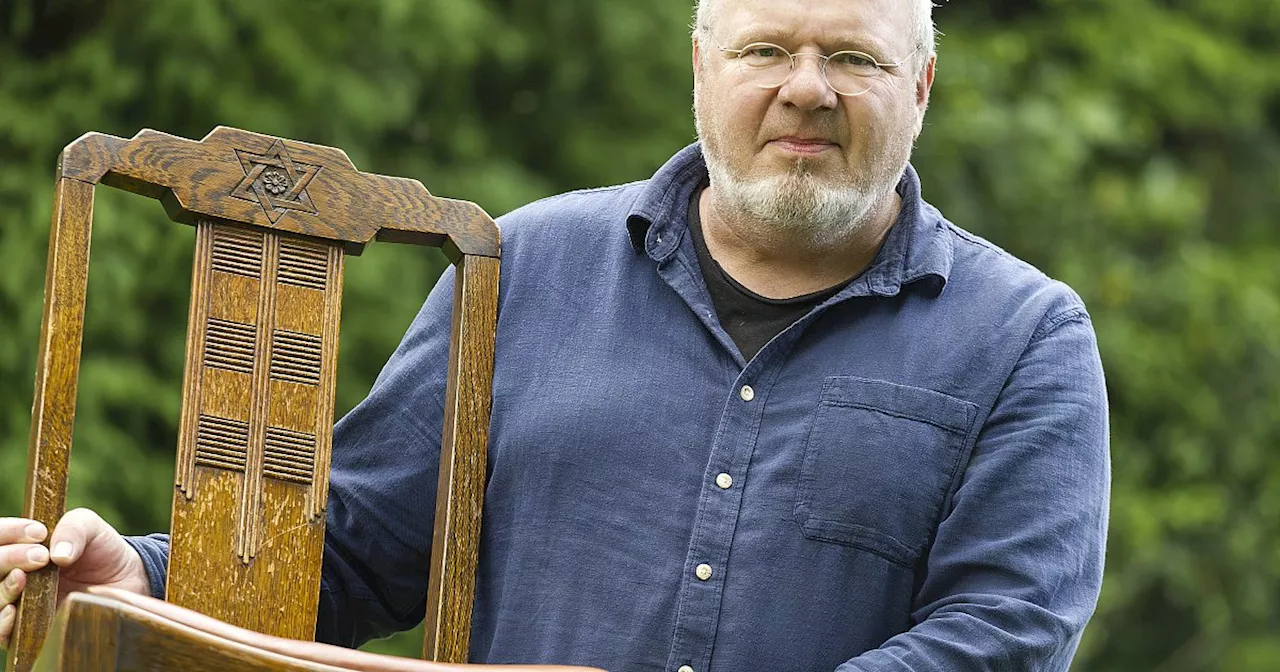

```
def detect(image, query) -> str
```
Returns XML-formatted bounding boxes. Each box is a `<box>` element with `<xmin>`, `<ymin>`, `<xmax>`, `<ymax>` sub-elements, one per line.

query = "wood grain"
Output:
<box><xmin>38</xmin><ymin>589</ymin><xmax>606</xmax><ymax>672</ymax></box>
<box><xmin>423</xmin><ymin>256</ymin><xmax>500</xmax><ymax>664</ymax></box>
<box><xmin>56</xmin><ymin>128</ymin><xmax>499</xmax><ymax>259</ymax></box>
<box><xmin>310</xmin><ymin>244</ymin><xmax>343</xmax><ymax>518</ymax></box>
<box><xmin>167</xmin><ymin>470</ymin><xmax>325</xmax><ymax>640</ymax></box>
<box><xmin>31</xmin><ymin>592</ymin><xmax>118</xmax><ymax>672</ymax></box>
<box><xmin>41</xmin><ymin>592</ymin><xmax>345</xmax><ymax>672</ymax></box>
<box><xmin>7</xmin><ymin>177</ymin><xmax>96</xmax><ymax>672</ymax></box>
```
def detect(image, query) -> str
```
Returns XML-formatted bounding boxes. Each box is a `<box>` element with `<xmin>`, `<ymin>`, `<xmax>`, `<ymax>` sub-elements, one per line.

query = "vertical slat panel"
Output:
<box><xmin>422</xmin><ymin>254</ymin><xmax>500</xmax><ymax>663</ymax></box>
<box><xmin>7</xmin><ymin>177</ymin><xmax>96</xmax><ymax>672</ymax></box>
<box><xmin>166</xmin><ymin>227</ymin><xmax>333</xmax><ymax>641</ymax></box>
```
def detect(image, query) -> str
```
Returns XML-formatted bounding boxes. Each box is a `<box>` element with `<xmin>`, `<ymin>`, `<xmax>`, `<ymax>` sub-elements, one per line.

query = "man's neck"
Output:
<box><xmin>697</xmin><ymin>187</ymin><xmax>901</xmax><ymax>300</ymax></box>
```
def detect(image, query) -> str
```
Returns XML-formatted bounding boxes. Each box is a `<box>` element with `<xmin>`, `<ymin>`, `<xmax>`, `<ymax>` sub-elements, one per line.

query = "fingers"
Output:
<box><xmin>0</xmin><ymin>602</ymin><xmax>14</xmax><ymax>650</ymax></box>
<box><xmin>0</xmin><ymin>518</ymin><xmax>51</xmax><ymax>587</ymax></box>
<box><xmin>0</xmin><ymin>542</ymin><xmax>49</xmax><ymax>577</ymax></box>
<box><xmin>0</xmin><ymin>565</ymin><xmax>22</xmax><ymax>650</ymax></box>
<box><xmin>0</xmin><ymin>518</ymin><xmax>47</xmax><ymax>546</ymax></box>
<box><xmin>0</xmin><ymin>568</ymin><xmax>24</xmax><ymax>607</ymax></box>
<box><xmin>48</xmin><ymin>509</ymin><xmax>110</xmax><ymax>568</ymax></box>
<box><xmin>0</xmin><ymin>511</ymin><xmax>120</xmax><ymax>652</ymax></box>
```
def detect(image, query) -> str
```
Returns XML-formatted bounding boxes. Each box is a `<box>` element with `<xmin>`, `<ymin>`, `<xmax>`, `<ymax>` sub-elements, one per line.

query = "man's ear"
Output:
<box><xmin>916</xmin><ymin>54</ymin><xmax>936</xmax><ymax>112</ymax></box>
<box><xmin>692</xmin><ymin>34</ymin><xmax>703</xmax><ymax>72</ymax></box>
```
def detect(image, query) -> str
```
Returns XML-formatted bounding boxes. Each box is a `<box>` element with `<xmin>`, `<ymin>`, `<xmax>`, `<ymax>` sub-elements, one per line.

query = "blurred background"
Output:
<box><xmin>0</xmin><ymin>0</ymin><xmax>1277</xmax><ymax>669</ymax></box>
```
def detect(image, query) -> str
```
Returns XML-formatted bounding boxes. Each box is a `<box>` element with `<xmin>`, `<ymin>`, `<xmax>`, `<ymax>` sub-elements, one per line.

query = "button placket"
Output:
<box><xmin>653</xmin><ymin>188</ymin><xmax>840</xmax><ymax>672</ymax></box>
<box><xmin>668</xmin><ymin>373</ymin><xmax>774</xmax><ymax>672</ymax></box>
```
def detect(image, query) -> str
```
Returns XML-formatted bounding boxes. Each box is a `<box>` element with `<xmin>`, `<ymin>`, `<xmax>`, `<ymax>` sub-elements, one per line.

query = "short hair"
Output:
<box><xmin>693</xmin><ymin>0</ymin><xmax>937</xmax><ymax>71</ymax></box>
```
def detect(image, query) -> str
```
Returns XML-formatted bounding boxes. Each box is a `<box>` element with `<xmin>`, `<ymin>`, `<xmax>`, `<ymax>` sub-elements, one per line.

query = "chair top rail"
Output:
<box><xmin>57</xmin><ymin>127</ymin><xmax>499</xmax><ymax>261</ymax></box>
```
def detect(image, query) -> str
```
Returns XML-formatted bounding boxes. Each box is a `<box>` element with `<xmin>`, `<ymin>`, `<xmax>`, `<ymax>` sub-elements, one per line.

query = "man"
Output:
<box><xmin>0</xmin><ymin>0</ymin><xmax>1110</xmax><ymax>669</ymax></box>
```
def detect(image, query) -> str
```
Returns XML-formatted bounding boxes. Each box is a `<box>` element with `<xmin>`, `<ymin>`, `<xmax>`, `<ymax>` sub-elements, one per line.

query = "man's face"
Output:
<box><xmin>693</xmin><ymin>0</ymin><xmax>933</xmax><ymax>243</ymax></box>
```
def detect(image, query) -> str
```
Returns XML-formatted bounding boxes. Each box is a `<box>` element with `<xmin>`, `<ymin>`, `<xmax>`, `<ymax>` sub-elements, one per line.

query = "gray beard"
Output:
<box><xmin>701</xmin><ymin>151</ymin><xmax>891</xmax><ymax>250</ymax></box>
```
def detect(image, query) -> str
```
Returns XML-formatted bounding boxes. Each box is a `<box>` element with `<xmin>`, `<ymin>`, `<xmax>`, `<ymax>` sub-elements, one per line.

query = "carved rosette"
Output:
<box><xmin>230</xmin><ymin>140</ymin><xmax>321</xmax><ymax>223</ymax></box>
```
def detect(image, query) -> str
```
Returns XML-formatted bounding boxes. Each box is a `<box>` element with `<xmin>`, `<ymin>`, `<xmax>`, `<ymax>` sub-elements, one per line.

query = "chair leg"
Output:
<box><xmin>422</xmin><ymin>254</ymin><xmax>499</xmax><ymax>664</ymax></box>
<box><xmin>7</xmin><ymin>177</ymin><xmax>96</xmax><ymax>672</ymax></box>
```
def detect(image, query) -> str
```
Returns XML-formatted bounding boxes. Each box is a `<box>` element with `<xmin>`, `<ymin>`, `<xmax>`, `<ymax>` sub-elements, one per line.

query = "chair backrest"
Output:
<box><xmin>31</xmin><ymin>588</ymin><xmax>604</xmax><ymax>672</ymax></box>
<box><xmin>8</xmin><ymin>127</ymin><xmax>501</xmax><ymax>672</ymax></box>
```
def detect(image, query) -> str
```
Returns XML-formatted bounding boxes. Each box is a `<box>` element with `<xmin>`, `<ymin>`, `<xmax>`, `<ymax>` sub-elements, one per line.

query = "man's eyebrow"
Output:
<box><xmin>823</xmin><ymin>33</ymin><xmax>893</xmax><ymax>55</ymax></box>
<box><xmin>730</xmin><ymin>26</ymin><xmax>892</xmax><ymax>55</ymax></box>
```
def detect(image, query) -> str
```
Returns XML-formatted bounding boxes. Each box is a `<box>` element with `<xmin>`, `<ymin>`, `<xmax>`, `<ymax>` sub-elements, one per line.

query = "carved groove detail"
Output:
<box><xmin>271</xmin><ymin>330</ymin><xmax>322</xmax><ymax>385</ymax></box>
<box><xmin>204</xmin><ymin>318</ymin><xmax>256</xmax><ymax>374</ymax></box>
<box><xmin>176</xmin><ymin>221</ymin><xmax>217</xmax><ymax>499</ymax></box>
<box><xmin>278</xmin><ymin>239</ymin><xmax>329</xmax><ymax>290</ymax></box>
<box><xmin>263</xmin><ymin>427</ymin><xmax>317</xmax><ymax>485</ymax></box>
<box><xmin>210</xmin><ymin>227</ymin><xmax>264</xmax><ymax>278</ymax></box>
<box><xmin>194</xmin><ymin>415</ymin><xmax>250</xmax><ymax>472</ymax></box>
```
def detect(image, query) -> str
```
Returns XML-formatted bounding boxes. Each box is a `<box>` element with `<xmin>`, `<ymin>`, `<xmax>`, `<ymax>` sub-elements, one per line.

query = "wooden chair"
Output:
<box><xmin>6</xmin><ymin>127</ymin><xmax>574</xmax><ymax>671</ymax></box>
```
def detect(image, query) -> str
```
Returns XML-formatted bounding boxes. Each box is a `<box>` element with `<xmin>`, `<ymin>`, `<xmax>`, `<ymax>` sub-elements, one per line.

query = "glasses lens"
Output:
<box><xmin>824</xmin><ymin>51</ymin><xmax>878</xmax><ymax>96</ymax></box>
<box><xmin>736</xmin><ymin>43</ymin><xmax>792</xmax><ymax>88</ymax></box>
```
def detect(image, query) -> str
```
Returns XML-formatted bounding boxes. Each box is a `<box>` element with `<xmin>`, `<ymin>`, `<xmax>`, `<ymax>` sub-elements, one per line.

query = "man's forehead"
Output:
<box><xmin>712</xmin><ymin>0</ymin><xmax>913</xmax><ymax>49</ymax></box>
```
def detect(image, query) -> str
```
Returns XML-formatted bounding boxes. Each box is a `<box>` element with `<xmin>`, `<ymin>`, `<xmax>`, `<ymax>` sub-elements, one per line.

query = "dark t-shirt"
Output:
<box><xmin>686</xmin><ymin>186</ymin><xmax>848</xmax><ymax>360</ymax></box>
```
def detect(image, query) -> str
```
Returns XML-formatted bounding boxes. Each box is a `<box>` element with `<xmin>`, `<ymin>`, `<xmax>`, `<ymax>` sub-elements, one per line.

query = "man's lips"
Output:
<box><xmin>769</xmin><ymin>137</ymin><xmax>839</xmax><ymax>154</ymax></box>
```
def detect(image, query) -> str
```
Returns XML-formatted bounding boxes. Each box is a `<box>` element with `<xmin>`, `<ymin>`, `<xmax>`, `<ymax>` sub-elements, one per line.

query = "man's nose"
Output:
<box><xmin>776</xmin><ymin>53</ymin><xmax>838</xmax><ymax>111</ymax></box>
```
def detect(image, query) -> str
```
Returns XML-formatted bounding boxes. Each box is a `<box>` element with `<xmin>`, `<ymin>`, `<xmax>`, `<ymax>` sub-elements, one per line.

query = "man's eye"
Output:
<box><xmin>740</xmin><ymin>45</ymin><xmax>787</xmax><ymax>64</ymax></box>
<box><xmin>833</xmin><ymin>52</ymin><xmax>876</xmax><ymax>68</ymax></box>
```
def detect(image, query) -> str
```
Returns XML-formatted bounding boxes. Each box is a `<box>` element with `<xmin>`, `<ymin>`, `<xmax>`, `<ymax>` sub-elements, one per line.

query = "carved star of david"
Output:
<box><xmin>231</xmin><ymin>140</ymin><xmax>321</xmax><ymax>223</ymax></box>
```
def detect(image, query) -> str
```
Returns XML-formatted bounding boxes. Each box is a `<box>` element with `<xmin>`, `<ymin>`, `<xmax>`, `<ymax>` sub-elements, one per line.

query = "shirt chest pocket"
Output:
<box><xmin>794</xmin><ymin>376</ymin><xmax>978</xmax><ymax>567</ymax></box>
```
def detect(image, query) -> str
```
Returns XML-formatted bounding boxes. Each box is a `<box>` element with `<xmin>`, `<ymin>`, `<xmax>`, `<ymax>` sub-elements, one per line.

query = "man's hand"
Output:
<box><xmin>0</xmin><ymin>509</ymin><xmax>150</xmax><ymax>651</ymax></box>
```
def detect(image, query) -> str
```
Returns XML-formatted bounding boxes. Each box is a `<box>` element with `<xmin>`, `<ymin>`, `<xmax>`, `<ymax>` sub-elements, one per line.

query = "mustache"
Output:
<box><xmin>761</xmin><ymin>122</ymin><xmax>845</xmax><ymax>144</ymax></box>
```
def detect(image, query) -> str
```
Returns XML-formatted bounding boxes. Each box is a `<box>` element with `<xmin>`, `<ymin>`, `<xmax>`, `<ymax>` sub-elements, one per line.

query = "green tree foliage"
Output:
<box><xmin>917</xmin><ymin>2</ymin><xmax>1280</xmax><ymax>669</ymax></box>
<box><xmin>1</xmin><ymin>0</ymin><xmax>1276</xmax><ymax>669</ymax></box>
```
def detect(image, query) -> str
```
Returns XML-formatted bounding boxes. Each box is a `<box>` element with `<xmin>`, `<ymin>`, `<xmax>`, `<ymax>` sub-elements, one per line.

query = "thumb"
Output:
<box><xmin>47</xmin><ymin>508</ymin><xmax>116</xmax><ymax>568</ymax></box>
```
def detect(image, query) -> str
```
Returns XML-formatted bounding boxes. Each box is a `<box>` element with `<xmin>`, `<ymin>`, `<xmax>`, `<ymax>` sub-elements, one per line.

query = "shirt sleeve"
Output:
<box><xmin>314</xmin><ymin>264</ymin><xmax>457</xmax><ymax>647</ymax></box>
<box><xmin>122</xmin><ymin>533</ymin><xmax>171</xmax><ymax>600</ymax></box>
<box><xmin>837</xmin><ymin>309</ymin><xmax>1111</xmax><ymax>671</ymax></box>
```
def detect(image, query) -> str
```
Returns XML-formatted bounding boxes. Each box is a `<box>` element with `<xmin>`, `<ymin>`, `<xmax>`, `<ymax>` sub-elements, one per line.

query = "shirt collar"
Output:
<box><xmin>626</xmin><ymin>143</ymin><xmax>707</xmax><ymax>260</ymax></box>
<box><xmin>626</xmin><ymin>142</ymin><xmax>954</xmax><ymax>296</ymax></box>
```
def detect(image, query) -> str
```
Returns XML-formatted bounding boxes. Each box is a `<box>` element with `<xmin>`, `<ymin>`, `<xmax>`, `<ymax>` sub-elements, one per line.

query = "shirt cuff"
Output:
<box><xmin>122</xmin><ymin>533</ymin><xmax>170</xmax><ymax>600</ymax></box>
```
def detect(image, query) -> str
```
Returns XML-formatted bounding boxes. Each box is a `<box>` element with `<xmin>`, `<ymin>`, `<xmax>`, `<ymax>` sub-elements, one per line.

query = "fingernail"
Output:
<box><xmin>51</xmin><ymin>542</ymin><xmax>74</xmax><ymax>561</ymax></box>
<box><xmin>5</xmin><ymin>570</ymin><xmax>18</xmax><ymax>589</ymax></box>
<box><xmin>24</xmin><ymin>523</ymin><xmax>46</xmax><ymax>541</ymax></box>
<box><xmin>26</xmin><ymin>547</ymin><xmax>47</xmax><ymax>564</ymax></box>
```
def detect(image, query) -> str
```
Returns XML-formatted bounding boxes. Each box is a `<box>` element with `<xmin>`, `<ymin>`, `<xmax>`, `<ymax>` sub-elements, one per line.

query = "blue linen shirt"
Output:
<box><xmin>128</xmin><ymin>143</ymin><xmax>1109</xmax><ymax>672</ymax></box>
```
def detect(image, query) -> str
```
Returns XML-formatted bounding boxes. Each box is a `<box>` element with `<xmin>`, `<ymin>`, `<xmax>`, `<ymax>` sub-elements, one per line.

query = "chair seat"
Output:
<box><xmin>34</xmin><ymin>587</ymin><xmax>605</xmax><ymax>672</ymax></box>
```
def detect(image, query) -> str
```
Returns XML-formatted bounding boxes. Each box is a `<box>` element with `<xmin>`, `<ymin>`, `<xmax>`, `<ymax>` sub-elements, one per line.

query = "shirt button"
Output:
<box><xmin>695</xmin><ymin>563</ymin><xmax>713</xmax><ymax>581</ymax></box>
<box><xmin>678</xmin><ymin>667</ymin><xmax>695</xmax><ymax>672</ymax></box>
<box><xmin>715</xmin><ymin>473</ymin><xmax>733</xmax><ymax>489</ymax></box>
<box><xmin>739</xmin><ymin>385</ymin><xmax>755</xmax><ymax>401</ymax></box>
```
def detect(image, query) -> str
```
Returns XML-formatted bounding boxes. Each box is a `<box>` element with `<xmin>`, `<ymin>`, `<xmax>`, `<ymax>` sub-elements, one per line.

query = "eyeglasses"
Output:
<box><xmin>713</xmin><ymin>39</ymin><xmax>917</xmax><ymax>97</ymax></box>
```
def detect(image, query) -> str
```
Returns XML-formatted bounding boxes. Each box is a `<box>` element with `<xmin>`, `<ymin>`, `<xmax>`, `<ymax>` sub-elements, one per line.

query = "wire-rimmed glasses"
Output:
<box><xmin>715</xmin><ymin>40</ymin><xmax>918</xmax><ymax>97</ymax></box>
